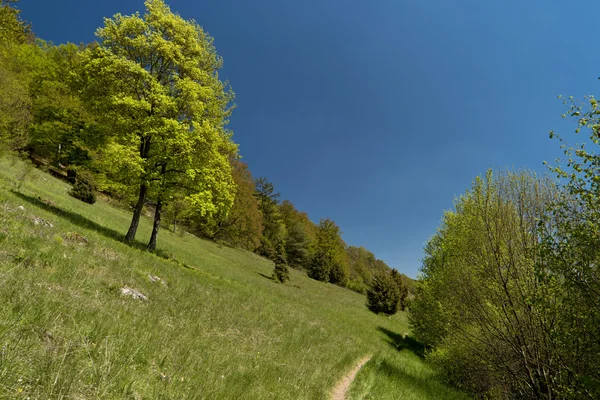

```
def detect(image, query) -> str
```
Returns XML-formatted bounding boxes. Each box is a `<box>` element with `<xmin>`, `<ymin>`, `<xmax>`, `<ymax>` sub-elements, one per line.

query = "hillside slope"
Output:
<box><xmin>0</xmin><ymin>156</ymin><xmax>467</xmax><ymax>399</ymax></box>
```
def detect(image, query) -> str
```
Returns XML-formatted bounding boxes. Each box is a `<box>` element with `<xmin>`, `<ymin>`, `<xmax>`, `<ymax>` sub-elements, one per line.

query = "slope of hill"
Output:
<box><xmin>0</xmin><ymin>156</ymin><xmax>467</xmax><ymax>399</ymax></box>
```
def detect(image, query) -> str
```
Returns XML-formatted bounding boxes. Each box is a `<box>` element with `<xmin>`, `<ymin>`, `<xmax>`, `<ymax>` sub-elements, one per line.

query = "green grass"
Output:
<box><xmin>0</xmin><ymin>156</ymin><xmax>468</xmax><ymax>399</ymax></box>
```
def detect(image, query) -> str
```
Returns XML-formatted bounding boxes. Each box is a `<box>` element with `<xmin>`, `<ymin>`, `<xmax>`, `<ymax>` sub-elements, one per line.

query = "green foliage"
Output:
<box><xmin>254</xmin><ymin>177</ymin><xmax>286</xmax><ymax>260</ymax></box>
<box><xmin>308</xmin><ymin>218</ymin><xmax>349</xmax><ymax>286</ymax></box>
<box><xmin>542</xmin><ymin>94</ymin><xmax>600</xmax><ymax>399</ymax></box>
<box><xmin>69</xmin><ymin>170</ymin><xmax>97</xmax><ymax>204</ymax></box>
<box><xmin>256</xmin><ymin>236</ymin><xmax>277</xmax><ymax>260</ymax></box>
<box><xmin>212</xmin><ymin>159</ymin><xmax>263</xmax><ymax>250</ymax></box>
<box><xmin>0</xmin><ymin>2</ymin><xmax>34</xmax><ymax>152</ymax></box>
<box><xmin>366</xmin><ymin>272</ymin><xmax>400</xmax><ymax>315</ymax></box>
<box><xmin>390</xmin><ymin>269</ymin><xmax>408</xmax><ymax>311</ymax></box>
<box><xmin>272</xmin><ymin>241</ymin><xmax>290</xmax><ymax>283</ymax></box>
<box><xmin>410</xmin><ymin>170</ymin><xmax>569</xmax><ymax>398</ymax></box>
<box><xmin>27</xmin><ymin>42</ymin><xmax>98</xmax><ymax>169</ymax></box>
<box><xmin>279</xmin><ymin>200</ymin><xmax>315</xmax><ymax>269</ymax></box>
<box><xmin>0</xmin><ymin>0</ymin><xmax>30</xmax><ymax>45</ymax></box>
<box><xmin>81</xmin><ymin>0</ymin><xmax>237</xmax><ymax>248</ymax></box>
<box><xmin>346</xmin><ymin>246</ymin><xmax>394</xmax><ymax>295</ymax></box>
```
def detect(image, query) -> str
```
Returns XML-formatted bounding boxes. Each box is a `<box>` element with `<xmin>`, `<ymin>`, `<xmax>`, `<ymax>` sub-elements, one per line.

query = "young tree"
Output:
<box><xmin>254</xmin><ymin>177</ymin><xmax>286</xmax><ymax>259</ymax></box>
<box><xmin>390</xmin><ymin>269</ymin><xmax>408</xmax><ymax>311</ymax></box>
<box><xmin>308</xmin><ymin>218</ymin><xmax>349</xmax><ymax>285</ymax></box>
<box><xmin>410</xmin><ymin>170</ymin><xmax>564</xmax><ymax>398</ymax></box>
<box><xmin>543</xmin><ymin>94</ymin><xmax>600</xmax><ymax>398</ymax></box>
<box><xmin>80</xmin><ymin>0</ymin><xmax>237</xmax><ymax>250</ymax></box>
<box><xmin>279</xmin><ymin>200</ymin><xmax>316</xmax><ymax>269</ymax></box>
<box><xmin>272</xmin><ymin>241</ymin><xmax>290</xmax><ymax>283</ymax></box>
<box><xmin>366</xmin><ymin>272</ymin><xmax>399</xmax><ymax>315</ymax></box>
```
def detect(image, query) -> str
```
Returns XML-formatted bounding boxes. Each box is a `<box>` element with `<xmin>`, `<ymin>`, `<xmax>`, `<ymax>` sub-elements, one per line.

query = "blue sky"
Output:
<box><xmin>17</xmin><ymin>0</ymin><xmax>600</xmax><ymax>278</ymax></box>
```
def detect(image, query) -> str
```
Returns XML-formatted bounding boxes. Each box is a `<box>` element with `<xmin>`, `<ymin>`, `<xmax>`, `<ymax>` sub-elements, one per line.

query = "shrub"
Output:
<box><xmin>272</xmin><ymin>241</ymin><xmax>289</xmax><ymax>283</ymax></box>
<box><xmin>366</xmin><ymin>273</ymin><xmax>399</xmax><ymax>315</ymax></box>
<box><xmin>69</xmin><ymin>170</ymin><xmax>97</xmax><ymax>204</ymax></box>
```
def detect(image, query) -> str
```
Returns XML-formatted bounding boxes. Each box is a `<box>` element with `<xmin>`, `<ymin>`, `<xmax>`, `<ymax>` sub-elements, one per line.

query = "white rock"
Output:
<box><xmin>33</xmin><ymin>217</ymin><xmax>53</xmax><ymax>228</ymax></box>
<box><xmin>120</xmin><ymin>286</ymin><xmax>148</xmax><ymax>301</ymax></box>
<box><xmin>149</xmin><ymin>275</ymin><xmax>167</xmax><ymax>286</ymax></box>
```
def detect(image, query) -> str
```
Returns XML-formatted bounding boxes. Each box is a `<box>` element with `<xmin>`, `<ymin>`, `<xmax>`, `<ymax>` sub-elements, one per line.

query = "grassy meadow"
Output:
<box><xmin>0</xmin><ymin>156</ymin><xmax>467</xmax><ymax>399</ymax></box>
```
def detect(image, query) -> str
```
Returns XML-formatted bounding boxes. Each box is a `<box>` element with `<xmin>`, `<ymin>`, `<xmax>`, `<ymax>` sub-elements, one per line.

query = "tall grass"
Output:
<box><xmin>0</xmin><ymin>156</ymin><xmax>467</xmax><ymax>399</ymax></box>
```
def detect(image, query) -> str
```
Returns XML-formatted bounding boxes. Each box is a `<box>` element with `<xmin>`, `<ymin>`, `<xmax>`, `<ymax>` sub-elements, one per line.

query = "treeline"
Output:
<box><xmin>410</xmin><ymin>97</ymin><xmax>600</xmax><ymax>397</ymax></box>
<box><xmin>0</xmin><ymin>0</ymin><xmax>411</xmax><ymax>295</ymax></box>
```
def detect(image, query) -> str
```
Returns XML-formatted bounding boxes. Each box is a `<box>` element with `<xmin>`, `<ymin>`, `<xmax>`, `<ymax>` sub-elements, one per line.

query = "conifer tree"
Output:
<box><xmin>366</xmin><ymin>272</ymin><xmax>399</xmax><ymax>315</ymax></box>
<box><xmin>272</xmin><ymin>241</ymin><xmax>290</xmax><ymax>283</ymax></box>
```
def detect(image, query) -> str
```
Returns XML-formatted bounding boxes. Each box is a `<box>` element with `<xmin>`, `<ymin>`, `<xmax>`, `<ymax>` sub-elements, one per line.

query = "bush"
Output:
<box><xmin>272</xmin><ymin>241</ymin><xmax>289</xmax><ymax>283</ymax></box>
<box><xmin>69</xmin><ymin>170</ymin><xmax>97</xmax><ymax>204</ymax></box>
<box><xmin>366</xmin><ymin>273</ymin><xmax>399</xmax><ymax>315</ymax></box>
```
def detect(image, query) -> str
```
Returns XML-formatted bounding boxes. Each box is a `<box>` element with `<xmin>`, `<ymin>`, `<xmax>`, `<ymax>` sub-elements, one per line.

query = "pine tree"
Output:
<box><xmin>272</xmin><ymin>241</ymin><xmax>290</xmax><ymax>283</ymax></box>
<box><xmin>390</xmin><ymin>269</ymin><xmax>408</xmax><ymax>311</ymax></box>
<box><xmin>366</xmin><ymin>273</ymin><xmax>399</xmax><ymax>315</ymax></box>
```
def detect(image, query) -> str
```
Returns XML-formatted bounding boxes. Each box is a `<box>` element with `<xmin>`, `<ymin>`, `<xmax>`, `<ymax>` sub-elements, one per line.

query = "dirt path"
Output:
<box><xmin>330</xmin><ymin>355</ymin><xmax>372</xmax><ymax>400</ymax></box>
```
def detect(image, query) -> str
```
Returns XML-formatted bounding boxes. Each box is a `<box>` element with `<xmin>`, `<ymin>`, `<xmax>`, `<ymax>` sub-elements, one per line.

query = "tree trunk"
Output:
<box><xmin>147</xmin><ymin>196</ymin><xmax>163</xmax><ymax>252</ymax></box>
<box><xmin>125</xmin><ymin>135</ymin><xmax>152</xmax><ymax>243</ymax></box>
<box><xmin>125</xmin><ymin>182</ymin><xmax>148</xmax><ymax>243</ymax></box>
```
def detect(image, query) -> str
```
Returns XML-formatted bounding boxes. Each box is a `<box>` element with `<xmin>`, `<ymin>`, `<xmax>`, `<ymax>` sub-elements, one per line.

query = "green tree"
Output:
<box><xmin>272</xmin><ymin>241</ymin><xmax>290</xmax><ymax>283</ymax></box>
<box><xmin>0</xmin><ymin>0</ymin><xmax>32</xmax><ymax>152</ymax></box>
<box><xmin>27</xmin><ymin>42</ymin><xmax>100</xmax><ymax>169</ymax></box>
<box><xmin>211</xmin><ymin>159</ymin><xmax>264</xmax><ymax>250</ymax></box>
<box><xmin>81</xmin><ymin>0</ymin><xmax>237</xmax><ymax>250</ymax></box>
<box><xmin>543</xmin><ymin>94</ymin><xmax>600</xmax><ymax>398</ymax></box>
<box><xmin>366</xmin><ymin>272</ymin><xmax>399</xmax><ymax>315</ymax></box>
<box><xmin>279</xmin><ymin>200</ymin><xmax>316</xmax><ymax>269</ymax></box>
<box><xmin>254</xmin><ymin>177</ymin><xmax>286</xmax><ymax>259</ymax></box>
<box><xmin>410</xmin><ymin>170</ymin><xmax>564</xmax><ymax>398</ymax></box>
<box><xmin>345</xmin><ymin>246</ymin><xmax>392</xmax><ymax>294</ymax></box>
<box><xmin>308</xmin><ymin>218</ymin><xmax>349</xmax><ymax>285</ymax></box>
<box><xmin>390</xmin><ymin>269</ymin><xmax>408</xmax><ymax>311</ymax></box>
<box><xmin>0</xmin><ymin>0</ymin><xmax>30</xmax><ymax>45</ymax></box>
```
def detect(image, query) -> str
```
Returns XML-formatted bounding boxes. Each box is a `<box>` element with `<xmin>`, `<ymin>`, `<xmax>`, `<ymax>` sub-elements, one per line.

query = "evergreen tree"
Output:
<box><xmin>272</xmin><ymin>241</ymin><xmax>289</xmax><ymax>283</ymax></box>
<box><xmin>308</xmin><ymin>218</ymin><xmax>349</xmax><ymax>285</ymax></box>
<box><xmin>390</xmin><ymin>269</ymin><xmax>408</xmax><ymax>311</ymax></box>
<box><xmin>254</xmin><ymin>177</ymin><xmax>285</xmax><ymax>260</ymax></box>
<box><xmin>366</xmin><ymin>272</ymin><xmax>399</xmax><ymax>315</ymax></box>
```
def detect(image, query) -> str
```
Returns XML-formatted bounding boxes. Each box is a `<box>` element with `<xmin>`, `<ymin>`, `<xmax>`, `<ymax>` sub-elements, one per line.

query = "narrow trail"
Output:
<box><xmin>330</xmin><ymin>354</ymin><xmax>372</xmax><ymax>400</ymax></box>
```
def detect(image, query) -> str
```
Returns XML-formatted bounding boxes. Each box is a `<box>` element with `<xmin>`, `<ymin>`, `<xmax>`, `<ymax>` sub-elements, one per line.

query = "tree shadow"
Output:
<box><xmin>12</xmin><ymin>190</ymin><xmax>148</xmax><ymax>251</ymax></box>
<box><xmin>370</xmin><ymin>358</ymin><xmax>466</xmax><ymax>399</ymax></box>
<box><xmin>377</xmin><ymin>326</ymin><xmax>426</xmax><ymax>358</ymax></box>
<box><xmin>257</xmin><ymin>272</ymin><xmax>275</xmax><ymax>281</ymax></box>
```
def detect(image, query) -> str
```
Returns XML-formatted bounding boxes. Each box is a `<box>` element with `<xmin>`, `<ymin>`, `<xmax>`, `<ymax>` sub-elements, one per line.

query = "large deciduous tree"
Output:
<box><xmin>81</xmin><ymin>0</ymin><xmax>237</xmax><ymax>250</ymax></box>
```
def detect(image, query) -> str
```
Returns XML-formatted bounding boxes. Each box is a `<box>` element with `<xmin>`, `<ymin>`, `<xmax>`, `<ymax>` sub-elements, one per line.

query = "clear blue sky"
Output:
<box><xmin>17</xmin><ymin>0</ymin><xmax>600</xmax><ymax>278</ymax></box>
